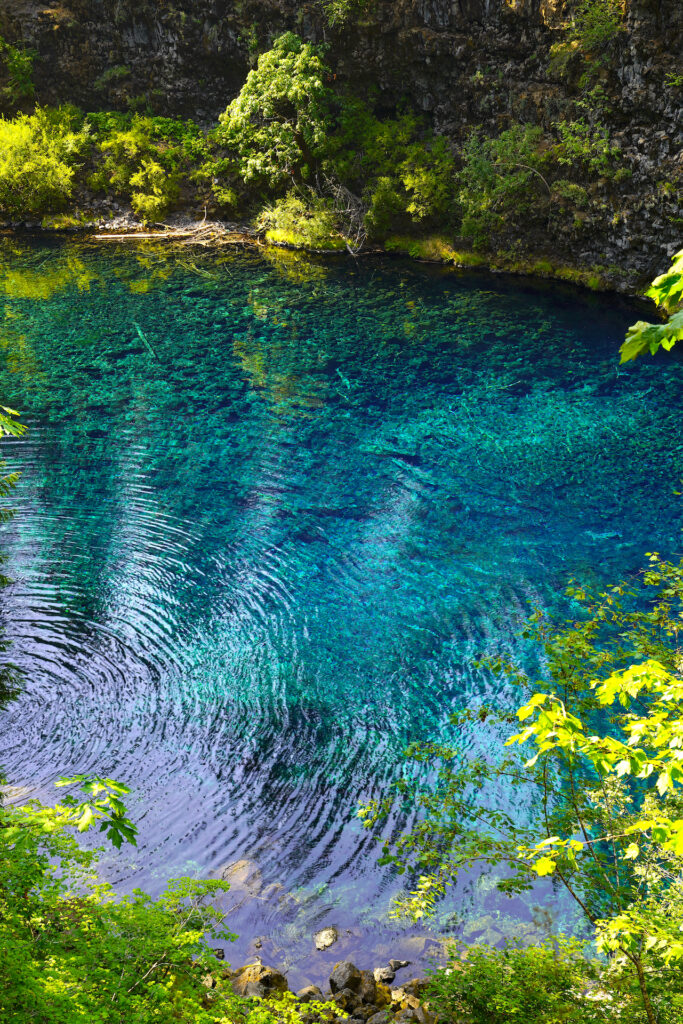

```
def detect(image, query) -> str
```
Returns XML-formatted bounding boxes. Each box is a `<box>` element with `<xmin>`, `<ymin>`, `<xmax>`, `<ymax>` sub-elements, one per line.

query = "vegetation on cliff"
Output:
<box><xmin>1</xmin><ymin>8</ymin><xmax>675</xmax><ymax>294</ymax></box>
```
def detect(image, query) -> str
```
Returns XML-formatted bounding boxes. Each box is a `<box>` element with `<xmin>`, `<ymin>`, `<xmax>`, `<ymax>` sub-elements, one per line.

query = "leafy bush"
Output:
<box><xmin>548</xmin><ymin>39</ymin><xmax>582</xmax><ymax>80</ymax></box>
<box><xmin>93</xmin><ymin>64</ymin><xmax>131</xmax><ymax>91</ymax></box>
<box><xmin>620</xmin><ymin>249</ymin><xmax>683</xmax><ymax>362</ymax></box>
<box><xmin>427</xmin><ymin>939</ymin><xmax>608</xmax><ymax>1024</ymax></box>
<box><xmin>89</xmin><ymin>113</ymin><xmax>205</xmax><ymax>219</ymax></box>
<box><xmin>327</xmin><ymin>99</ymin><xmax>455</xmax><ymax>240</ymax></box>
<box><xmin>0</xmin><ymin>107</ymin><xmax>86</xmax><ymax>217</ymax></box>
<box><xmin>552</xmin><ymin>116</ymin><xmax>619</xmax><ymax>174</ymax></box>
<box><xmin>130</xmin><ymin>157</ymin><xmax>179</xmax><ymax>222</ymax></box>
<box><xmin>0</xmin><ymin>35</ymin><xmax>35</xmax><ymax>105</ymax></box>
<box><xmin>574</xmin><ymin>0</ymin><xmax>622</xmax><ymax>55</ymax></box>
<box><xmin>455</xmin><ymin>124</ymin><xmax>546</xmax><ymax>248</ymax></box>
<box><xmin>321</xmin><ymin>0</ymin><xmax>372</xmax><ymax>26</ymax></box>
<box><xmin>257</xmin><ymin>191</ymin><xmax>345</xmax><ymax>249</ymax></box>
<box><xmin>216</xmin><ymin>33</ymin><xmax>332</xmax><ymax>190</ymax></box>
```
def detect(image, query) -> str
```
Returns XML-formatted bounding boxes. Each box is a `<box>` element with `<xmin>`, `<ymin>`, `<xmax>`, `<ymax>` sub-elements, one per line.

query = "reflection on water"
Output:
<box><xmin>0</xmin><ymin>239</ymin><xmax>681</xmax><ymax>979</ymax></box>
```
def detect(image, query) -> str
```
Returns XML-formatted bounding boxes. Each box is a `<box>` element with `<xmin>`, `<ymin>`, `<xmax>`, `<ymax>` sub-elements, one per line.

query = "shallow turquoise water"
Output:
<box><xmin>0</xmin><ymin>239</ymin><xmax>681</xmax><ymax>976</ymax></box>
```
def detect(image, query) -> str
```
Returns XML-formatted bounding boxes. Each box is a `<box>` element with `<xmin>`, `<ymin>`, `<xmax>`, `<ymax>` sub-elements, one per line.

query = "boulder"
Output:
<box><xmin>358</xmin><ymin>970</ymin><xmax>377</xmax><ymax>1004</ymax></box>
<box><xmin>231</xmin><ymin>964</ymin><xmax>288</xmax><ymax>998</ymax></box>
<box><xmin>330</xmin><ymin>961</ymin><xmax>362</xmax><ymax>994</ymax></box>
<box><xmin>314</xmin><ymin>926</ymin><xmax>339</xmax><ymax>951</ymax></box>
<box><xmin>402</xmin><ymin>979</ymin><xmax>429</xmax><ymax>998</ymax></box>
<box><xmin>373</xmin><ymin>967</ymin><xmax>395</xmax><ymax>985</ymax></box>
<box><xmin>394</xmin><ymin>1012</ymin><xmax>418</xmax><ymax>1024</ymax></box>
<box><xmin>297</xmin><ymin>985</ymin><xmax>324</xmax><ymax>1002</ymax></box>
<box><xmin>355</xmin><ymin>1007</ymin><xmax>382</xmax><ymax>1022</ymax></box>
<box><xmin>367</xmin><ymin>1014</ymin><xmax>391</xmax><ymax>1024</ymax></box>
<box><xmin>340</xmin><ymin>986</ymin><xmax>360</xmax><ymax>1010</ymax></box>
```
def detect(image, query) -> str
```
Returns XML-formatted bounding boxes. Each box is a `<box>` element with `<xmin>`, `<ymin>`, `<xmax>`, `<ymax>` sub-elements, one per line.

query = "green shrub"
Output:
<box><xmin>0</xmin><ymin>35</ymin><xmax>35</xmax><ymax>104</ymax></box>
<box><xmin>551</xmin><ymin>179</ymin><xmax>590</xmax><ymax>207</ymax></box>
<box><xmin>322</xmin><ymin>0</ymin><xmax>371</xmax><ymax>25</ymax></box>
<box><xmin>93</xmin><ymin>64</ymin><xmax>131</xmax><ymax>91</ymax></box>
<box><xmin>0</xmin><ymin>107</ymin><xmax>86</xmax><ymax>217</ymax></box>
<box><xmin>327</xmin><ymin>99</ymin><xmax>455</xmax><ymax>240</ymax></box>
<box><xmin>89</xmin><ymin>113</ymin><xmax>206</xmax><ymax>216</ymax></box>
<box><xmin>257</xmin><ymin>191</ymin><xmax>345</xmax><ymax>249</ymax></box>
<box><xmin>552</xmin><ymin>116</ymin><xmax>619</xmax><ymax>174</ymax></box>
<box><xmin>548</xmin><ymin>39</ymin><xmax>582</xmax><ymax>79</ymax></box>
<box><xmin>364</xmin><ymin>176</ymin><xmax>406</xmax><ymax>238</ymax></box>
<box><xmin>129</xmin><ymin>157</ymin><xmax>179</xmax><ymax>222</ymax></box>
<box><xmin>426</xmin><ymin>940</ymin><xmax>608</xmax><ymax>1024</ymax></box>
<box><xmin>574</xmin><ymin>0</ymin><xmax>622</xmax><ymax>55</ymax></box>
<box><xmin>455</xmin><ymin>124</ymin><xmax>545</xmax><ymax>248</ymax></box>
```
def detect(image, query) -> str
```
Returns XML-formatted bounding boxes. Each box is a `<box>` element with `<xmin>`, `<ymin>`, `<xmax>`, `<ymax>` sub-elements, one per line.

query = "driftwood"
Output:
<box><xmin>90</xmin><ymin>222</ymin><xmax>259</xmax><ymax>248</ymax></box>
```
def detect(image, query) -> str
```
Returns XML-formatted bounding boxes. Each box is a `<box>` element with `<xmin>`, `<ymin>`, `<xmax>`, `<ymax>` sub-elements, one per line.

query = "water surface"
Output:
<box><xmin>0</xmin><ymin>240</ymin><xmax>681</xmax><ymax>982</ymax></box>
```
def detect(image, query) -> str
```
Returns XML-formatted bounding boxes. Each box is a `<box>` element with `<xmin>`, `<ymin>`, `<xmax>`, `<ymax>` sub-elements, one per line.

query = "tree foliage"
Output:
<box><xmin>0</xmin><ymin>107</ymin><xmax>87</xmax><ymax>217</ymax></box>
<box><xmin>361</xmin><ymin>555</ymin><xmax>683</xmax><ymax>1023</ymax></box>
<box><xmin>216</xmin><ymin>33</ymin><xmax>333</xmax><ymax>190</ymax></box>
<box><xmin>620</xmin><ymin>250</ymin><xmax>683</xmax><ymax>362</ymax></box>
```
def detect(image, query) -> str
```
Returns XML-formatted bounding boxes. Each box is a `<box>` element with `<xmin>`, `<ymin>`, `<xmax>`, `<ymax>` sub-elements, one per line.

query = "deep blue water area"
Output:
<box><xmin>0</xmin><ymin>239</ymin><xmax>681</xmax><ymax>981</ymax></box>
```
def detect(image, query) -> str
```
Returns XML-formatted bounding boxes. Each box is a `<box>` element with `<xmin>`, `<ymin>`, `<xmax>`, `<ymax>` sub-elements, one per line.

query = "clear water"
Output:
<box><xmin>0</xmin><ymin>239</ymin><xmax>681</xmax><ymax>984</ymax></box>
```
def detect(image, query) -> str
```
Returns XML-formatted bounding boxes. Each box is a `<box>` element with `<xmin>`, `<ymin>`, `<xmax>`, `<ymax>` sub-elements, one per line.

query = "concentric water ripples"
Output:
<box><xmin>1</xmin><ymin>240</ymin><xmax>683</xmax><ymax>973</ymax></box>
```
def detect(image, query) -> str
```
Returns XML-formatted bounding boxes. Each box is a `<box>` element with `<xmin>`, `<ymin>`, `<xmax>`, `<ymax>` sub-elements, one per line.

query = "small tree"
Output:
<box><xmin>216</xmin><ymin>33</ymin><xmax>333</xmax><ymax>190</ymax></box>
<box><xmin>361</xmin><ymin>555</ymin><xmax>683</xmax><ymax>1024</ymax></box>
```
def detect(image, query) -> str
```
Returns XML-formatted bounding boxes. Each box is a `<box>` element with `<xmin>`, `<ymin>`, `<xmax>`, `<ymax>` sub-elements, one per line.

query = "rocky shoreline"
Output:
<box><xmin>205</xmin><ymin>959</ymin><xmax>436</xmax><ymax>1024</ymax></box>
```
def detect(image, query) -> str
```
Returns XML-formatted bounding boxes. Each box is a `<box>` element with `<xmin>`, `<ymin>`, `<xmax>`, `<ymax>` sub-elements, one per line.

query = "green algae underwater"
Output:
<box><xmin>0</xmin><ymin>237</ymin><xmax>681</xmax><ymax>975</ymax></box>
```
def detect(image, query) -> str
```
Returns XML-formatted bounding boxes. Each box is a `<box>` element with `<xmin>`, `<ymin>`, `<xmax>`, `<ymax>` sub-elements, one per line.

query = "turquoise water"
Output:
<box><xmin>0</xmin><ymin>239</ymin><xmax>681</xmax><ymax>978</ymax></box>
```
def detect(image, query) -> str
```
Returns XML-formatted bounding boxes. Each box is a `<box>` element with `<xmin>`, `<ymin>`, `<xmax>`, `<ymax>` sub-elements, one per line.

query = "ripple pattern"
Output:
<box><xmin>1</xmin><ymin>240</ymin><xmax>682</xmax><ymax>967</ymax></box>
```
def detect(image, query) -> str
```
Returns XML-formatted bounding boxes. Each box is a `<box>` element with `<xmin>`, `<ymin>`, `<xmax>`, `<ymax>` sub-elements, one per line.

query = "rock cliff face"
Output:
<box><xmin>1</xmin><ymin>0</ymin><xmax>681</xmax><ymax>280</ymax></box>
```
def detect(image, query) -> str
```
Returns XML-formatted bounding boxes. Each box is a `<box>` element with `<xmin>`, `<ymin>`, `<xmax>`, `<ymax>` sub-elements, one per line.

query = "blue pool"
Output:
<box><xmin>0</xmin><ymin>239</ymin><xmax>680</xmax><ymax>983</ymax></box>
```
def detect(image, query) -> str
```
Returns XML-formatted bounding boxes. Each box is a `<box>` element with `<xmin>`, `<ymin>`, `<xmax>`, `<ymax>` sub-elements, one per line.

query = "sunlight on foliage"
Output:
<box><xmin>0</xmin><ymin>107</ymin><xmax>87</xmax><ymax>217</ymax></box>
<box><xmin>361</xmin><ymin>554</ymin><xmax>683</xmax><ymax>1023</ymax></box>
<box><xmin>620</xmin><ymin>250</ymin><xmax>683</xmax><ymax>362</ymax></box>
<box><xmin>216</xmin><ymin>33</ymin><xmax>332</xmax><ymax>190</ymax></box>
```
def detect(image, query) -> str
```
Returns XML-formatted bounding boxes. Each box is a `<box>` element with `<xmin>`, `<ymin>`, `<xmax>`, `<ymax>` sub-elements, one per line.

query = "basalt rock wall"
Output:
<box><xmin>3</xmin><ymin>1</ymin><xmax>680</xmax><ymax>124</ymax></box>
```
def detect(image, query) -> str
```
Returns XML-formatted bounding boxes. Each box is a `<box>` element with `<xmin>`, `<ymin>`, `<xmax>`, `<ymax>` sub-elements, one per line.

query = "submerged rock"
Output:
<box><xmin>314</xmin><ymin>926</ymin><xmax>339</xmax><ymax>950</ymax></box>
<box><xmin>388</xmin><ymin>959</ymin><xmax>411</xmax><ymax>972</ymax></box>
<box><xmin>219</xmin><ymin>858</ymin><xmax>263</xmax><ymax>894</ymax></box>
